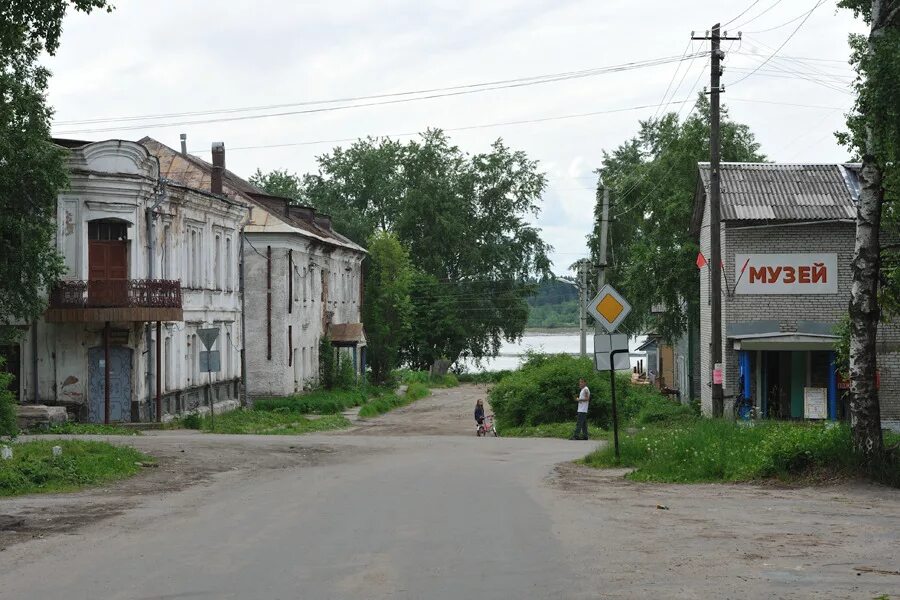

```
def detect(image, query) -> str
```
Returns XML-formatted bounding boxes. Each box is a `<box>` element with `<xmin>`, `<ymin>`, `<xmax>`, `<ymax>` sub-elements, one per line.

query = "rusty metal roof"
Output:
<box><xmin>139</xmin><ymin>137</ymin><xmax>364</xmax><ymax>253</ymax></box>
<box><xmin>691</xmin><ymin>162</ymin><xmax>860</xmax><ymax>235</ymax></box>
<box><xmin>328</xmin><ymin>322</ymin><xmax>365</xmax><ymax>345</ymax></box>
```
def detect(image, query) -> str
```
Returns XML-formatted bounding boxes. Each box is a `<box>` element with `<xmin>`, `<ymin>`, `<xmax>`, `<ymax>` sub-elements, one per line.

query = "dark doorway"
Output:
<box><xmin>765</xmin><ymin>351</ymin><xmax>792</xmax><ymax>419</ymax></box>
<box><xmin>0</xmin><ymin>343</ymin><xmax>21</xmax><ymax>402</ymax></box>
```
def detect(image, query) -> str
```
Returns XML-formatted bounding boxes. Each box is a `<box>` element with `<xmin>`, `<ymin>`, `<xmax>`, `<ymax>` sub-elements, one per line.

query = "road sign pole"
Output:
<box><xmin>609</xmin><ymin>348</ymin><xmax>628</xmax><ymax>460</ymax></box>
<box><xmin>208</xmin><ymin>369</ymin><xmax>214</xmax><ymax>431</ymax></box>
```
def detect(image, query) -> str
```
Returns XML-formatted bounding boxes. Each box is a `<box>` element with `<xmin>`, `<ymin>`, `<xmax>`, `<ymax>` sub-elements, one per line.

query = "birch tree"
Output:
<box><xmin>838</xmin><ymin>0</ymin><xmax>900</xmax><ymax>460</ymax></box>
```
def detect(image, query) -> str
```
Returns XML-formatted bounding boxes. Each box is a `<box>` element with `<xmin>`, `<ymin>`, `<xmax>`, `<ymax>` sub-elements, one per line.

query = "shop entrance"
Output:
<box><xmin>745</xmin><ymin>349</ymin><xmax>838</xmax><ymax>420</ymax></box>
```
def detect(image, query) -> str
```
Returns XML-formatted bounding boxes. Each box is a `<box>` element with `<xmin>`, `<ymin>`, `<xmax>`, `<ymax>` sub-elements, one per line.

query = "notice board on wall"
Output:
<box><xmin>804</xmin><ymin>387</ymin><xmax>827</xmax><ymax>420</ymax></box>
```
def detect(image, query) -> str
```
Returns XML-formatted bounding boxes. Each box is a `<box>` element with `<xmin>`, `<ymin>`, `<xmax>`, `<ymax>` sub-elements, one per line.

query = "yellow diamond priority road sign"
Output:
<box><xmin>587</xmin><ymin>284</ymin><xmax>632</xmax><ymax>333</ymax></box>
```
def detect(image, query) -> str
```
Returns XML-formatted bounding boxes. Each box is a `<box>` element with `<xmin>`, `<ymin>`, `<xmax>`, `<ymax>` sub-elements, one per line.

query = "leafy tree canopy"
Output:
<box><xmin>248</xmin><ymin>168</ymin><xmax>304</xmax><ymax>202</ymax></box>
<box><xmin>588</xmin><ymin>95</ymin><xmax>764</xmax><ymax>342</ymax></box>
<box><xmin>0</xmin><ymin>1</ymin><xmax>111</xmax><ymax>339</ymax></box>
<box><xmin>838</xmin><ymin>0</ymin><xmax>900</xmax><ymax>316</ymax></box>
<box><xmin>363</xmin><ymin>232</ymin><xmax>413</xmax><ymax>384</ymax></box>
<box><xmin>257</xmin><ymin>129</ymin><xmax>552</xmax><ymax>367</ymax></box>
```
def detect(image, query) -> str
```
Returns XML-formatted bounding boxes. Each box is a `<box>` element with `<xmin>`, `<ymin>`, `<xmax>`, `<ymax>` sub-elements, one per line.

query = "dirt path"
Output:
<box><xmin>343</xmin><ymin>383</ymin><xmax>490</xmax><ymax>436</ymax></box>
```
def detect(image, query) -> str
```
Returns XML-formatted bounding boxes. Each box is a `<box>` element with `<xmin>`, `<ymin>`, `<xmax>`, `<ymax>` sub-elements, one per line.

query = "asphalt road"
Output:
<box><xmin>0</xmin><ymin>386</ymin><xmax>597</xmax><ymax>600</ymax></box>
<box><xmin>3</xmin><ymin>385</ymin><xmax>899</xmax><ymax>599</ymax></box>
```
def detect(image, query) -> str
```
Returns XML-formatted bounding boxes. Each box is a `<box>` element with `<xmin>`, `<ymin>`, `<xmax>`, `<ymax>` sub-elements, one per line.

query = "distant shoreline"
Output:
<box><xmin>523</xmin><ymin>327</ymin><xmax>580</xmax><ymax>335</ymax></box>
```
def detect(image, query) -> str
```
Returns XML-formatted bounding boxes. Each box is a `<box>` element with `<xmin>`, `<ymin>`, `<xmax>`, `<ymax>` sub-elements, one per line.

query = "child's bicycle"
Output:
<box><xmin>476</xmin><ymin>414</ymin><xmax>499</xmax><ymax>437</ymax></box>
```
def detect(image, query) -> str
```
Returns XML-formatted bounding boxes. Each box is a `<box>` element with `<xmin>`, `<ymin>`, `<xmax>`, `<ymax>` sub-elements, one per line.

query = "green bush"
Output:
<box><xmin>0</xmin><ymin>358</ymin><xmax>17</xmax><ymax>438</ymax></box>
<box><xmin>392</xmin><ymin>369</ymin><xmax>459</xmax><ymax>388</ymax></box>
<box><xmin>456</xmin><ymin>370</ymin><xmax>512</xmax><ymax>384</ymax></box>
<box><xmin>406</xmin><ymin>382</ymin><xmax>429</xmax><ymax>400</ymax></box>
<box><xmin>182</xmin><ymin>413</ymin><xmax>202</xmax><ymax>429</ymax></box>
<box><xmin>488</xmin><ymin>354</ymin><xmax>616</xmax><ymax>428</ymax></box>
<box><xmin>395</xmin><ymin>369</ymin><xmax>430</xmax><ymax>385</ymax></box>
<box><xmin>488</xmin><ymin>353</ymin><xmax>688</xmax><ymax>431</ymax></box>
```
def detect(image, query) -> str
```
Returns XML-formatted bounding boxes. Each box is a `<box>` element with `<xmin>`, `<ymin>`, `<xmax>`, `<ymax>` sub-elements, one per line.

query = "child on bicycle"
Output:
<box><xmin>474</xmin><ymin>399</ymin><xmax>485</xmax><ymax>426</ymax></box>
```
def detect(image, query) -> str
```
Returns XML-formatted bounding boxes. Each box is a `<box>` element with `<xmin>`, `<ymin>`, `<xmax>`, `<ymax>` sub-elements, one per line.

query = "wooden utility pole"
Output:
<box><xmin>694</xmin><ymin>23</ymin><xmax>739</xmax><ymax>418</ymax></box>
<box><xmin>578</xmin><ymin>259</ymin><xmax>588</xmax><ymax>357</ymax></box>
<box><xmin>597</xmin><ymin>186</ymin><xmax>610</xmax><ymax>292</ymax></box>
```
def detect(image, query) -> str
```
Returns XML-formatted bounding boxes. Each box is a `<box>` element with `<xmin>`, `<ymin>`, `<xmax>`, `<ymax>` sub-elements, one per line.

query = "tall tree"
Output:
<box><xmin>588</xmin><ymin>96</ymin><xmax>764</xmax><ymax>342</ymax></box>
<box><xmin>294</xmin><ymin>130</ymin><xmax>551</xmax><ymax>367</ymax></box>
<box><xmin>248</xmin><ymin>168</ymin><xmax>304</xmax><ymax>201</ymax></box>
<box><xmin>0</xmin><ymin>0</ymin><xmax>111</xmax><ymax>340</ymax></box>
<box><xmin>838</xmin><ymin>0</ymin><xmax>900</xmax><ymax>460</ymax></box>
<box><xmin>363</xmin><ymin>232</ymin><xmax>413</xmax><ymax>384</ymax></box>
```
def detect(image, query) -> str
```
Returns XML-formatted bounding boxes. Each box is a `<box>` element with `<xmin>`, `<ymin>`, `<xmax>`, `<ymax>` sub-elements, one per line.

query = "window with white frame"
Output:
<box><xmin>225</xmin><ymin>237</ymin><xmax>233</xmax><ymax>291</ymax></box>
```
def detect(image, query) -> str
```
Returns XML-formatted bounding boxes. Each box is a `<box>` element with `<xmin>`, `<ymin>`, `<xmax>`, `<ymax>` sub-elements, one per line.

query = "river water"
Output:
<box><xmin>460</xmin><ymin>330</ymin><xmax>647</xmax><ymax>373</ymax></box>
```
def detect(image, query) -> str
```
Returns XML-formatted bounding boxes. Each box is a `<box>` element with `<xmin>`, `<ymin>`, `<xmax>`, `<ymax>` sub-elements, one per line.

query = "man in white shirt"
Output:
<box><xmin>571</xmin><ymin>378</ymin><xmax>590</xmax><ymax>440</ymax></box>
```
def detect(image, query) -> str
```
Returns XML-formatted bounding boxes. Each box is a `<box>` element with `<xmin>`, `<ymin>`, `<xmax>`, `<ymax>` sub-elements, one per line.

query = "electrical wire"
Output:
<box><xmin>606</xmin><ymin>57</ymin><xmax>710</xmax><ymax>221</ymax></box>
<box><xmin>731</xmin><ymin>0</ymin><xmax>784</xmax><ymax>31</ymax></box>
<box><xmin>186</xmin><ymin>97</ymin><xmax>699</xmax><ymax>155</ymax></box>
<box><xmin>742</xmin><ymin>2</ymin><xmax>827</xmax><ymax>33</ymax></box>
<box><xmin>728</xmin><ymin>0</ymin><xmax>826</xmax><ymax>87</ymax></box>
<box><xmin>723</xmin><ymin>0</ymin><xmax>762</xmax><ymax>28</ymax></box>
<box><xmin>53</xmin><ymin>53</ymin><xmax>704</xmax><ymax>135</ymax></box>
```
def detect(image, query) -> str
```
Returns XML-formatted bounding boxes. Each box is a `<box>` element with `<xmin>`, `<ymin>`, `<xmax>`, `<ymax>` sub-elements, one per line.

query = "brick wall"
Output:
<box><xmin>697</xmin><ymin>212</ymin><xmax>900</xmax><ymax>428</ymax></box>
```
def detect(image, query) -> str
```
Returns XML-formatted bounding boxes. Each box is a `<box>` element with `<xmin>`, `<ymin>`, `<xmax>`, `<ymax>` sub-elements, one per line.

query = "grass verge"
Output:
<box><xmin>188</xmin><ymin>411</ymin><xmax>350</xmax><ymax>435</ymax></box>
<box><xmin>498</xmin><ymin>421</ymin><xmax>606</xmax><ymax>440</ymax></box>
<box><xmin>28</xmin><ymin>423</ymin><xmax>141</xmax><ymax>436</ymax></box>
<box><xmin>0</xmin><ymin>440</ymin><xmax>151</xmax><ymax>497</ymax></box>
<box><xmin>584</xmin><ymin>420</ymin><xmax>900</xmax><ymax>486</ymax></box>
<box><xmin>358</xmin><ymin>382</ymin><xmax>430</xmax><ymax>418</ymax></box>
<box><xmin>253</xmin><ymin>388</ymin><xmax>370</xmax><ymax>414</ymax></box>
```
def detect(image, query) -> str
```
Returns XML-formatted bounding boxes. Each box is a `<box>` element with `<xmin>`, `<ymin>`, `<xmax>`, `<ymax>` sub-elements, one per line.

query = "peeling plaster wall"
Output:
<box><xmin>244</xmin><ymin>233</ymin><xmax>364</xmax><ymax>398</ymax></box>
<box><xmin>18</xmin><ymin>141</ymin><xmax>247</xmax><ymax>422</ymax></box>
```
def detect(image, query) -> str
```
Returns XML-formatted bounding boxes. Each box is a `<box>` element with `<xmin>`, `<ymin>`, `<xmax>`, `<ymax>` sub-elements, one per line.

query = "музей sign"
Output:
<box><xmin>734</xmin><ymin>253</ymin><xmax>838</xmax><ymax>295</ymax></box>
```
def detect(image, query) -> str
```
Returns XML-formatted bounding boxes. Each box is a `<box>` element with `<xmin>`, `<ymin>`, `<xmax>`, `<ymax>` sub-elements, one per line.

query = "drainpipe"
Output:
<box><xmin>239</xmin><ymin>226</ymin><xmax>248</xmax><ymax>406</ymax></box>
<box><xmin>146</xmin><ymin>179</ymin><xmax>168</xmax><ymax>421</ymax></box>
<box><xmin>31</xmin><ymin>321</ymin><xmax>38</xmax><ymax>403</ymax></box>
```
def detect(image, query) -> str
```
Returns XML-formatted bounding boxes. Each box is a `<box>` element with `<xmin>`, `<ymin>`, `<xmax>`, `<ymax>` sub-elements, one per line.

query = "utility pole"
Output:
<box><xmin>693</xmin><ymin>24</ymin><xmax>740</xmax><ymax>418</ymax></box>
<box><xmin>578</xmin><ymin>259</ymin><xmax>588</xmax><ymax>357</ymax></box>
<box><xmin>597</xmin><ymin>186</ymin><xmax>610</xmax><ymax>291</ymax></box>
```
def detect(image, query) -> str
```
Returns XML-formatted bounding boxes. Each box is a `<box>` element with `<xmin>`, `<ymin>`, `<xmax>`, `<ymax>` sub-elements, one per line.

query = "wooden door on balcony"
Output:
<box><xmin>88</xmin><ymin>241</ymin><xmax>128</xmax><ymax>307</ymax></box>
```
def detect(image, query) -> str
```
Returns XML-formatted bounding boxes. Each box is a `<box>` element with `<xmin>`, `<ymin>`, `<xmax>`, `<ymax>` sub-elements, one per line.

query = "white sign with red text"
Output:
<box><xmin>734</xmin><ymin>253</ymin><xmax>838</xmax><ymax>295</ymax></box>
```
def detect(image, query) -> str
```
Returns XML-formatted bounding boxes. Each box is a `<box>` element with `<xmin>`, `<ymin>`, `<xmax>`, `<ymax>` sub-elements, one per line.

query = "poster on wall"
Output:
<box><xmin>734</xmin><ymin>254</ymin><xmax>838</xmax><ymax>295</ymax></box>
<box><xmin>804</xmin><ymin>387</ymin><xmax>827</xmax><ymax>420</ymax></box>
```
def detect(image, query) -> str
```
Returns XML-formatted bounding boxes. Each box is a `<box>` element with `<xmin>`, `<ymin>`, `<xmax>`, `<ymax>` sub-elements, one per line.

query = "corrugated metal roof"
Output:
<box><xmin>696</xmin><ymin>162</ymin><xmax>860</xmax><ymax>223</ymax></box>
<box><xmin>139</xmin><ymin>137</ymin><xmax>365</xmax><ymax>254</ymax></box>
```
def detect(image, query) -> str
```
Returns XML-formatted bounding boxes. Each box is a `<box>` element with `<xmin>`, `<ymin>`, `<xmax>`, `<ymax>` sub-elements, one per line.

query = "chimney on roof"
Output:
<box><xmin>314</xmin><ymin>213</ymin><xmax>332</xmax><ymax>232</ymax></box>
<box><xmin>211</xmin><ymin>142</ymin><xmax>225</xmax><ymax>195</ymax></box>
<box><xmin>180</xmin><ymin>133</ymin><xmax>187</xmax><ymax>156</ymax></box>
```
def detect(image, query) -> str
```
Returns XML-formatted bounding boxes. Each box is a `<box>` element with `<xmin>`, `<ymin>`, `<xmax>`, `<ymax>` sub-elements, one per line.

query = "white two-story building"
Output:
<box><xmin>142</xmin><ymin>137</ymin><xmax>367</xmax><ymax>398</ymax></box>
<box><xmin>13</xmin><ymin>139</ymin><xmax>248</xmax><ymax>422</ymax></box>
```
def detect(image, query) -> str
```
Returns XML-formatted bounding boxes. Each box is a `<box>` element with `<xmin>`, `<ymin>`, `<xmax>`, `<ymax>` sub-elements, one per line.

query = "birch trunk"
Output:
<box><xmin>848</xmin><ymin>0</ymin><xmax>890</xmax><ymax>459</ymax></box>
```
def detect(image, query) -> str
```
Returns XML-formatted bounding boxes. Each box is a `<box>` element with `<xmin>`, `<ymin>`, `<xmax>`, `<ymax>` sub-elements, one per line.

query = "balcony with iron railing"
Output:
<box><xmin>45</xmin><ymin>279</ymin><xmax>184</xmax><ymax>323</ymax></box>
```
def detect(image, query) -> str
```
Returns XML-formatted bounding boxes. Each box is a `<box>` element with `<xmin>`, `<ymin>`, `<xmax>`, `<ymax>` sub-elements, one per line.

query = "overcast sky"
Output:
<box><xmin>45</xmin><ymin>0</ymin><xmax>866</xmax><ymax>276</ymax></box>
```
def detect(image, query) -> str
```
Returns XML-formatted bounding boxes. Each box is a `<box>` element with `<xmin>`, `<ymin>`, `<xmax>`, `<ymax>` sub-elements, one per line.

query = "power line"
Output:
<box><xmin>53</xmin><ymin>53</ymin><xmax>704</xmax><ymax>135</ymax></box>
<box><xmin>607</xmin><ymin>57</ymin><xmax>710</xmax><ymax>220</ymax></box>
<box><xmin>185</xmin><ymin>97</ymin><xmax>699</xmax><ymax>155</ymax></box>
<box><xmin>731</xmin><ymin>0</ymin><xmax>784</xmax><ymax>30</ymax></box>
<box><xmin>727</xmin><ymin>97</ymin><xmax>846</xmax><ymax>110</ymax></box>
<box><xmin>742</xmin><ymin>2</ymin><xmax>826</xmax><ymax>33</ymax></box>
<box><xmin>728</xmin><ymin>0</ymin><xmax>825</xmax><ymax>88</ymax></box>
<box><xmin>723</xmin><ymin>0</ymin><xmax>762</xmax><ymax>27</ymax></box>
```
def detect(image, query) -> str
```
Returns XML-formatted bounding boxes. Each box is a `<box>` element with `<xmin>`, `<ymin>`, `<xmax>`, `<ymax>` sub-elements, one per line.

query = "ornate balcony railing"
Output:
<box><xmin>50</xmin><ymin>279</ymin><xmax>182</xmax><ymax>309</ymax></box>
